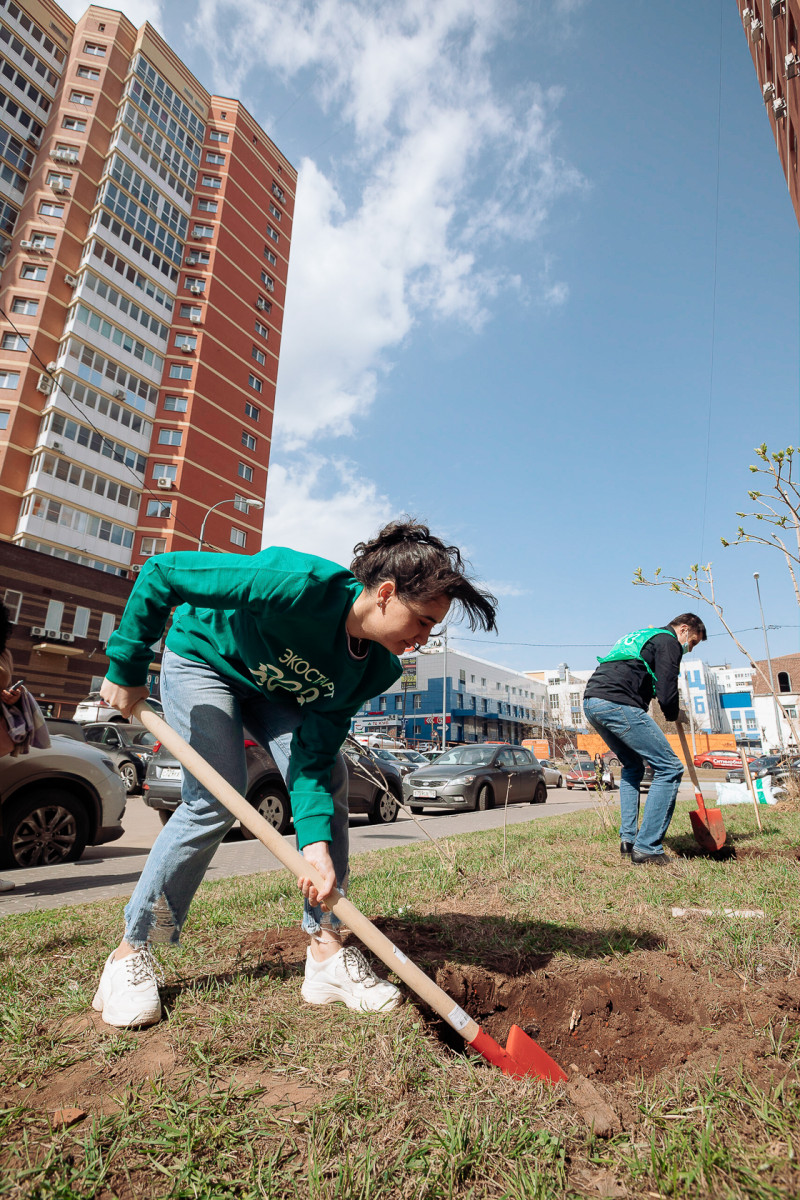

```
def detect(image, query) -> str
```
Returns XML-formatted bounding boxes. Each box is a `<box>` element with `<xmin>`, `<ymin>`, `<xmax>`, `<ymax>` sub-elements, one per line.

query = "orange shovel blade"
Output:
<box><xmin>470</xmin><ymin>1025</ymin><xmax>568</xmax><ymax>1082</ymax></box>
<box><xmin>690</xmin><ymin>805</ymin><xmax>726</xmax><ymax>852</ymax></box>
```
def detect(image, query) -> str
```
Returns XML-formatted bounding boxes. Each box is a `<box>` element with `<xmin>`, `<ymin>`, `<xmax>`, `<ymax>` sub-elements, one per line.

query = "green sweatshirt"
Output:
<box><xmin>105</xmin><ymin>548</ymin><xmax>401</xmax><ymax>848</ymax></box>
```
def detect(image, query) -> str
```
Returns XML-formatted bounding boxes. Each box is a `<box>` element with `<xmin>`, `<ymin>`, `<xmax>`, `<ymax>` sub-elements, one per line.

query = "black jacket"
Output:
<box><xmin>583</xmin><ymin>631</ymin><xmax>683</xmax><ymax>721</ymax></box>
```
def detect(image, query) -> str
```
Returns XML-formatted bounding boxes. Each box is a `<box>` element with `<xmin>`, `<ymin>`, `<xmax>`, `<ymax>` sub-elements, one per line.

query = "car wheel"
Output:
<box><xmin>556</xmin><ymin>775</ymin><xmax>563</xmax><ymax>788</ymax></box>
<box><xmin>243</xmin><ymin>783</ymin><xmax>291</xmax><ymax>836</ymax></box>
<box><xmin>368</xmin><ymin>788</ymin><xmax>399</xmax><ymax>824</ymax></box>
<box><xmin>157</xmin><ymin>809</ymin><xmax>172</xmax><ymax>826</ymax></box>
<box><xmin>118</xmin><ymin>760</ymin><xmax>139</xmax><ymax>793</ymax></box>
<box><xmin>410</xmin><ymin>805</ymin><xmax>424</xmax><ymax>814</ymax></box>
<box><xmin>474</xmin><ymin>783</ymin><xmax>492</xmax><ymax>812</ymax></box>
<box><xmin>531</xmin><ymin>781</ymin><xmax>547</xmax><ymax>805</ymax></box>
<box><xmin>1</xmin><ymin>790</ymin><xmax>89</xmax><ymax>868</ymax></box>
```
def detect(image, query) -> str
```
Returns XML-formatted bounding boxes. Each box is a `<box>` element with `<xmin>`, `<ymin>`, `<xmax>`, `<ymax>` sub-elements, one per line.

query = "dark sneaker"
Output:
<box><xmin>620</xmin><ymin>841</ymin><xmax>634</xmax><ymax>856</ymax></box>
<box><xmin>631</xmin><ymin>850</ymin><xmax>672</xmax><ymax>866</ymax></box>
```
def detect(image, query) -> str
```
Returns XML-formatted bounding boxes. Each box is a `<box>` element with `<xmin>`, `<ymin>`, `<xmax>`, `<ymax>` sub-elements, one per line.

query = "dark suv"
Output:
<box><xmin>142</xmin><ymin>737</ymin><xmax>404</xmax><ymax>835</ymax></box>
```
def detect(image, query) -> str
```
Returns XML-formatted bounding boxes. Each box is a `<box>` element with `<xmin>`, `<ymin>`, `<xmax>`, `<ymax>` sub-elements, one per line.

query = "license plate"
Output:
<box><xmin>413</xmin><ymin>788</ymin><xmax>437</xmax><ymax>799</ymax></box>
<box><xmin>160</xmin><ymin>768</ymin><xmax>181</xmax><ymax>779</ymax></box>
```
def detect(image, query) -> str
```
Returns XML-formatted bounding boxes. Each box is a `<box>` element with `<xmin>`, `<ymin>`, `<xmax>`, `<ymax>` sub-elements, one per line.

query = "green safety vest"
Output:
<box><xmin>596</xmin><ymin>627</ymin><xmax>677</xmax><ymax>685</ymax></box>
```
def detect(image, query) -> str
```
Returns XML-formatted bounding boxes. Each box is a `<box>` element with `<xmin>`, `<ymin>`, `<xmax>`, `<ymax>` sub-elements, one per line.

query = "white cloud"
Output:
<box><xmin>59</xmin><ymin>0</ymin><xmax>164</xmax><ymax>30</ymax></box>
<box><xmin>260</xmin><ymin>455</ymin><xmax>394</xmax><ymax>566</ymax></box>
<box><xmin>484</xmin><ymin>581</ymin><xmax>529</xmax><ymax>598</ymax></box>
<box><xmin>191</xmin><ymin>0</ymin><xmax>584</xmax><ymax>446</ymax></box>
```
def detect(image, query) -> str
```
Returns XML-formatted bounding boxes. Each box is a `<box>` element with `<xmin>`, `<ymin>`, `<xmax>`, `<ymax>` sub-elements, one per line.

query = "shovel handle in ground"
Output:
<box><xmin>132</xmin><ymin>701</ymin><xmax>567</xmax><ymax>1084</ymax></box>
<box><xmin>675</xmin><ymin>723</ymin><xmax>727</xmax><ymax>852</ymax></box>
<box><xmin>738</xmin><ymin>747</ymin><xmax>763</xmax><ymax>832</ymax></box>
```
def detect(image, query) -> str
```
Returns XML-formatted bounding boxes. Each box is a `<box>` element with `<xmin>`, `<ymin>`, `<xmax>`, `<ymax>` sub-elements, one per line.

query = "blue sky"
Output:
<box><xmin>68</xmin><ymin>0</ymin><xmax>800</xmax><ymax>672</ymax></box>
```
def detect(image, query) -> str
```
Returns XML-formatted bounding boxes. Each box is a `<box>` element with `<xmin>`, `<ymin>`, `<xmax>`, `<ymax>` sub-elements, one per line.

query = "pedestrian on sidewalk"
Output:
<box><xmin>582</xmin><ymin>614</ymin><xmax>706</xmax><ymax>866</ymax></box>
<box><xmin>92</xmin><ymin>520</ymin><xmax>497</xmax><ymax>1028</ymax></box>
<box><xmin>0</xmin><ymin>600</ymin><xmax>25</xmax><ymax>893</ymax></box>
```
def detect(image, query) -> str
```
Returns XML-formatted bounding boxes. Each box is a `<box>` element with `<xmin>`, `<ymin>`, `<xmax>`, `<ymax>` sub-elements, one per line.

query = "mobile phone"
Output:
<box><xmin>9</xmin><ymin>679</ymin><xmax>24</xmax><ymax>690</ymax></box>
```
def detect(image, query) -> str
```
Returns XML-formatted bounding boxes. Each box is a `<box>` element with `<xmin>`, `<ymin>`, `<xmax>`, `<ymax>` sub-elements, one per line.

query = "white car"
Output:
<box><xmin>0</xmin><ymin>736</ymin><xmax>126</xmax><ymax>868</ymax></box>
<box><xmin>73</xmin><ymin>692</ymin><xmax>163</xmax><ymax>724</ymax></box>
<box><xmin>538</xmin><ymin>758</ymin><xmax>564</xmax><ymax>788</ymax></box>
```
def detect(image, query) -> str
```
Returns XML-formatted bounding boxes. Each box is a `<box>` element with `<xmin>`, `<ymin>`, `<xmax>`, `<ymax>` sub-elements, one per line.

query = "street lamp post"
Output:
<box><xmin>197</xmin><ymin>497</ymin><xmax>264</xmax><ymax>550</ymax></box>
<box><xmin>753</xmin><ymin>571</ymin><xmax>785</xmax><ymax>753</ymax></box>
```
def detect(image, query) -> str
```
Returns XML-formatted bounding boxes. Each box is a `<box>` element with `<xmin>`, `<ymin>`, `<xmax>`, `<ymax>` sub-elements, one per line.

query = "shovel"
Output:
<box><xmin>132</xmin><ymin>701</ymin><xmax>567</xmax><ymax>1084</ymax></box>
<box><xmin>675</xmin><ymin>723</ymin><xmax>726</xmax><ymax>852</ymax></box>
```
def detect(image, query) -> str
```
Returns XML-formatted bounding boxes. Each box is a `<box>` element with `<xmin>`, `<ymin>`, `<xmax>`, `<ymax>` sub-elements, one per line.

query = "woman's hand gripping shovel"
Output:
<box><xmin>675</xmin><ymin>722</ymin><xmax>726</xmax><ymax>852</ymax></box>
<box><xmin>133</xmin><ymin>700</ymin><xmax>567</xmax><ymax>1084</ymax></box>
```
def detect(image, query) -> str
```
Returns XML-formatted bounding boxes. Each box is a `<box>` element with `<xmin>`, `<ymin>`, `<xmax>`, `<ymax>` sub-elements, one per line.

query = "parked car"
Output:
<box><xmin>419</xmin><ymin>749</ymin><xmax>443</xmax><ymax>763</ymax></box>
<box><xmin>44</xmin><ymin>718</ymin><xmax>87</xmax><ymax>742</ymax></box>
<box><xmin>565</xmin><ymin>763</ymin><xmax>616</xmax><ymax>791</ymax></box>
<box><xmin>0</xmin><ymin>736</ymin><xmax>126</xmax><ymax>868</ymax></box>
<box><xmin>694</xmin><ymin>750</ymin><xmax>756</xmax><ymax>770</ymax></box>
<box><xmin>353</xmin><ymin>733</ymin><xmax>404</xmax><ymax>750</ymax></box>
<box><xmin>369</xmin><ymin>747</ymin><xmax>430</xmax><ymax>778</ymax></box>
<box><xmin>142</xmin><ymin>738</ymin><xmax>404</xmax><ymax>834</ymax></box>
<box><xmin>83</xmin><ymin>722</ymin><xmax>158</xmax><ymax>793</ymax></box>
<box><xmin>538</xmin><ymin>758</ymin><xmax>564</xmax><ymax>788</ymax></box>
<box><xmin>726</xmin><ymin>754</ymin><xmax>800</xmax><ymax>785</ymax></box>
<box><xmin>389</xmin><ymin>748</ymin><xmax>430</xmax><ymax>768</ymax></box>
<box><xmin>73</xmin><ymin>692</ymin><xmax>163</xmax><ymax>724</ymax></box>
<box><xmin>402</xmin><ymin>743</ymin><xmax>547</xmax><ymax>813</ymax></box>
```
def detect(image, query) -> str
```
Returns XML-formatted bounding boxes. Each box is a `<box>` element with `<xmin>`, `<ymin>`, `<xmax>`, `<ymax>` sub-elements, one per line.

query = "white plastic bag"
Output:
<box><xmin>715</xmin><ymin>775</ymin><xmax>778</xmax><ymax>806</ymax></box>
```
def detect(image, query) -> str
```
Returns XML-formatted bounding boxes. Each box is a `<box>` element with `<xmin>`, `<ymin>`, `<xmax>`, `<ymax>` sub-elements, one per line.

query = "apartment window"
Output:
<box><xmin>99</xmin><ymin>612</ymin><xmax>115</xmax><ymax>643</ymax></box>
<box><xmin>413</xmin><ymin>694</ymin><xmax>422</xmax><ymax>710</ymax></box>
<box><xmin>197</xmin><ymin>198</ymin><xmax>217</xmax><ymax>212</ymax></box>
<box><xmin>248</xmin><ymin>374</ymin><xmax>262</xmax><ymax>393</ymax></box>
<box><xmin>266</xmin><ymin>224</ymin><xmax>280</xmax><ymax>243</ymax></box>
<box><xmin>11</xmin><ymin>298</ymin><xmax>37</xmax><ymax>314</ymax></box>
<box><xmin>233</xmin><ymin>495</ymin><xmax>251</xmax><ymax>512</ymax></box>
<box><xmin>244</xmin><ymin>401</ymin><xmax>260</xmax><ymax>421</ymax></box>
<box><xmin>208</xmin><ymin>129</ymin><xmax>228</xmax><ymax>142</ymax></box>
<box><xmin>62</xmin><ymin>116</ymin><xmax>86</xmax><ymax>131</ymax></box>
<box><xmin>272</xmin><ymin>181</ymin><xmax>286</xmax><ymax>202</ymax></box>
<box><xmin>238</xmin><ymin>462</ymin><xmax>253</xmax><ymax>481</ymax></box>
<box><xmin>179</xmin><ymin>305</ymin><xmax>202</xmax><ymax>321</ymax></box>
<box><xmin>47</xmin><ymin>173</ymin><xmax>71</xmax><ymax>190</ymax></box>
<box><xmin>261</xmin><ymin>272</ymin><xmax>275</xmax><ymax>291</ymax></box>
<box><xmin>2</xmin><ymin>334</ymin><xmax>28</xmax><ymax>350</ymax></box>
<box><xmin>481</xmin><ymin>678</ymin><xmax>486</xmax><ymax>687</ymax></box>
<box><xmin>185</xmin><ymin>276</ymin><xmax>205</xmax><ymax>292</ymax></box>
<box><xmin>158</xmin><ymin>429</ymin><xmax>183</xmax><ymax>446</ymax></box>
<box><xmin>482</xmin><ymin>698</ymin><xmax>488</xmax><ymax>712</ymax></box>
<box><xmin>201</xmin><ymin>176</ymin><xmax>221</xmax><ymax>189</ymax></box>
<box><xmin>746</xmin><ymin>717</ymin><xmax>758</xmax><ymax>730</ymax></box>
<box><xmin>264</xmin><ymin>247</ymin><xmax>277</xmax><ymax>265</ymax></box>
<box><xmin>254</xmin><ymin>320</ymin><xmax>269</xmax><ymax>339</ymax></box>
<box><xmin>230</xmin><ymin>527</ymin><xmax>246</xmax><ymax>548</ymax></box>
<box><xmin>191</xmin><ymin>225</ymin><xmax>214</xmax><ymax>238</ymax></box>
<box><xmin>0</xmin><ymin>371</ymin><xmax>20</xmax><ymax>387</ymax></box>
<box><xmin>778</xmin><ymin>671</ymin><xmax>792</xmax><ymax>693</ymax></box>
<box><xmin>39</xmin><ymin>202</ymin><xmax>64</xmax><ymax>217</ymax></box>
<box><xmin>169</xmin><ymin>364</ymin><xmax>192</xmax><ymax>380</ymax></box>
<box><xmin>141</xmin><ymin>537</ymin><xmax>166</xmax><ymax>556</ymax></box>
<box><xmin>185</xmin><ymin>250</ymin><xmax>210</xmax><ymax>264</ymax></box>
<box><xmin>84</xmin><ymin>42</ymin><xmax>107</xmax><ymax>56</ymax></box>
<box><xmin>251</xmin><ymin>345</ymin><xmax>265</xmax><ymax>365</ymax></box>
<box><xmin>21</xmin><ymin>264</ymin><xmax>46</xmax><ymax>280</ymax></box>
<box><xmin>76</xmin><ymin>65</ymin><xmax>100</xmax><ymax>79</ymax></box>
<box><xmin>269</xmin><ymin>203</ymin><xmax>281</xmax><ymax>221</ymax></box>
<box><xmin>256</xmin><ymin>295</ymin><xmax>271</xmax><ymax>313</ymax></box>
<box><xmin>147</xmin><ymin>499</ymin><xmax>172</xmax><ymax>517</ymax></box>
<box><xmin>731</xmin><ymin>718</ymin><xmax>742</xmax><ymax>731</ymax></box>
<box><xmin>164</xmin><ymin>395</ymin><xmax>187</xmax><ymax>412</ymax></box>
<box><xmin>0</xmin><ymin>410</ymin><xmax>8</xmax><ymax>430</ymax></box>
<box><xmin>241</xmin><ymin>430</ymin><xmax>256</xmax><ymax>451</ymax></box>
<box><xmin>31</xmin><ymin>234</ymin><xmax>55</xmax><ymax>249</ymax></box>
<box><xmin>379</xmin><ymin>696</ymin><xmax>387</xmax><ymax>711</ymax></box>
<box><xmin>174</xmin><ymin>333</ymin><xmax>197</xmax><ymax>350</ymax></box>
<box><xmin>73</xmin><ymin>606</ymin><xmax>90</xmax><ymax>638</ymax></box>
<box><xmin>153</xmin><ymin>463</ymin><xmax>177</xmax><ymax>480</ymax></box>
<box><xmin>69</xmin><ymin>90</ymin><xmax>93</xmax><ymax>106</ymax></box>
<box><xmin>549</xmin><ymin>694</ymin><xmax>559</xmax><ymax>710</ymax></box>
<box><xmin>3</xmin><ymin>589</ymin><xmax>22</xmax><ymax>622</ymax></box>
<box><xmin>206</xmin><ymin>151</ymin><xmax>225</xmax><ymax>164</ymax></box>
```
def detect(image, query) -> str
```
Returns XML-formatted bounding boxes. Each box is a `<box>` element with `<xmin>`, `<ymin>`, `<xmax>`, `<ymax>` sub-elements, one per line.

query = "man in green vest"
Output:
<box><xmin>582</xmin><ymin>614</ymin><xmax>707</xmax><ymax>865</ymax></box>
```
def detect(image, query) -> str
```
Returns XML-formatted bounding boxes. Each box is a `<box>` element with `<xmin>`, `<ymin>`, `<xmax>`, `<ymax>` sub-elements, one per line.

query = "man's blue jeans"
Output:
<box><xmin>123</xmin><ymin>650</ymin><xmax>350</xmax><ymax>947</ymax></box>
<box><xmin>582</xmin><ymin>697</ymin><xmax>684</xmax><ymax>856</ymax></box>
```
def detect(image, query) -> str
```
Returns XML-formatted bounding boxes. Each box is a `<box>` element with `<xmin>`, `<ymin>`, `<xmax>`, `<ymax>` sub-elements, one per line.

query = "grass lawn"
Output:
<box><xmin>1</xmin><ymin>797</ymin><xmax>799</xmax><ymax>1198</ymax></box>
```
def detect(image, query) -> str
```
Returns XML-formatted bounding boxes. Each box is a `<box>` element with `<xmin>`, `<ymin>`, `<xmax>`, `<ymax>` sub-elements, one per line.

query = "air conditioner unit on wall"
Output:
<box><xmin>751</xmin><ymin>18</ymin><xmax>764</xmax><ymax>40</ymax></box>
<box><xmin>20</xmin><ymin>239</ymin><xmax>32</xmax><ymax>248</ymax></box>
<box><xmin>190</xmin><ymin>315</ymin><xmax>201</xmax><ymax>324</ymax></box>
<box><xmin>255</xmin><ymin>297</ymin><xmax>267</xmax><ymax>310</ymax></box>
<box><xmin>113</xmin><ymin>388</ymin><xmax>126</xmax><ymax>400</ymax></box>
<box><xmin>180</xmin><ymin>343</ymin><xmax>193</xmax><ymax>352</ymax></box>
<box><xmin>742</xmin><ymin>7</ymin><xmax>753</xmax><ymax>27</ymax></box>
<box><xmin>156</xmin><ymin>477</ymin><xmax>174</xmax><ymax>490</ymax></box>
<box><xmin>189</xmin><ymin>284</ymin><xmax>203</xmax><ymax>294</ymax></box>
<box><xmin>51</xmin><ymin>183</ymin><xmax>68</xmax><ymax>195</ymax></box>
<box><xmin>773</xmin><ymin>96</ymin><xmax>788</xmax><ymax>118</ymax></box>
<box><xmin>44</xmin><ymin>628</ymin><xmax>60</xmax><ymax>639</ymax></box>
<box><xmin>131</xmin><ymin>564</ymin><xmax>141</xmax><ymax>573</ymax></box>
<box><xmin>60</xmin><ymin>632</ymin><xmax>75</xmax><ymax>643</ymax></box>
<box><xmin>30</xmin><ymin>626</ymin><xmax>45</xmax><ymax>637</ymax></box>
<box><xmin>787</xmin><ymin>53</ymin><xmax>800</xmax><ymax>78</ymax></box>
<box><xmin>64</xmin><ymin>273</ymin><xmax>78</xmax><ymax>286</ymax></box>
<box><xmin>36</xmin><ymin>374</ymin><xmax>53</xmax><ymax>394</ymax></box>
<box><xmin>763</xmin><ymin>81</ymin><xmax>776</xmax><ymax>101</ymax></box>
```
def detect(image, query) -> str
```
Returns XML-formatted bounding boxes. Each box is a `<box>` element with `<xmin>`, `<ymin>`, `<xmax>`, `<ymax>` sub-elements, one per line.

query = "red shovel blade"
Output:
<box><xmin>690</xmin><ymin>805</ymin><xmax>726</xmax><ymax>852</ymax></box>
<box><xmin>470</xmin><ymin>1025</ymin><xmax>568</xmax><ymax>1083</ymax></box>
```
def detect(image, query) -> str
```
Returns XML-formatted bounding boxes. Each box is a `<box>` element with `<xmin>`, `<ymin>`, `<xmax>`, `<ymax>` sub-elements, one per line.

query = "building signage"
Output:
<box><xmin>424</xmin><ymin>715</ymin><xmax>451</xmax><ymax>725</ymax></box>
<box><xmin>400</xmin><ymin>655</ymin><xmax>417</xmax><ymax>689</ymax></box>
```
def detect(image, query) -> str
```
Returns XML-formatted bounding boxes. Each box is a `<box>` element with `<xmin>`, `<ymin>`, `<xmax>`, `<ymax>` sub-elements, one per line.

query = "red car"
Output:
<box><xmin>693</xmin><ymin>750</ymin><xmax>756</xmax><ymax>770</ymax></box>
<box><xmin>565</xmin><ymin>764</ymin><xmax>616</xmax><ymax>791</ymax></box>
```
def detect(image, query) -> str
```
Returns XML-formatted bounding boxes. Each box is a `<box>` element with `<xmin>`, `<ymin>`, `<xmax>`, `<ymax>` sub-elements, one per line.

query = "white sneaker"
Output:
<box><xmin>301</xmin><ymin>945</ymin><xmax>402</xmax><ymax>1013</ymax></box>
<box><xmin>92</xmin><ymin>948</ymin><xmax>163</xmax><ymax>1028</ymax></box>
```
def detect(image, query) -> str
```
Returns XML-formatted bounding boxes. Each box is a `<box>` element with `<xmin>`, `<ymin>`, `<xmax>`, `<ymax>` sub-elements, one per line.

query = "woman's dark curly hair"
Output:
<box><xmin>0</xmin><ymin>602</ymin><xmax>10</xmax><ymax>656</ymax></box>
<box><xmin>351</xmin><ymin>519</ymin><xmax>498</xmax><ymax>632</ymax></box>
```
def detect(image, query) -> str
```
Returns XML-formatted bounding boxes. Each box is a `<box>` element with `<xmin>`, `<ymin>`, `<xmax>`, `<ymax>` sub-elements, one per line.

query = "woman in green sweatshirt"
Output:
<box><xmin>91</xmin><ymin>520</ymin><xmax>497</xmax><ymax>1029</ymax></box>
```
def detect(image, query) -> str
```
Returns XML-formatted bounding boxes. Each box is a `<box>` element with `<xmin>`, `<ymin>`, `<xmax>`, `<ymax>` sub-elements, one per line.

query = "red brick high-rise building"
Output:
<box><xmin>0</xmin><ymin>1</ymin><xmax>294</xmax><ymax>576</ymax></box>
<box><xmin>736</xmin><ymin>1</ymin><xmax>800</xmax><ymax>225</ymax></box>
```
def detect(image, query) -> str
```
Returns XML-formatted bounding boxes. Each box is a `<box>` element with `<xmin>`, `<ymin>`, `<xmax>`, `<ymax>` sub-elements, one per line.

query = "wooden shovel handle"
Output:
<box><xmin>675</xmin><ymin>723</ymin><xmax>708</xmax><ymax>818</ymax></box>
<box><xmin>132</xmin><ymin>701</ymin><xmax>481</xmax><ymax>1043</ymax></box>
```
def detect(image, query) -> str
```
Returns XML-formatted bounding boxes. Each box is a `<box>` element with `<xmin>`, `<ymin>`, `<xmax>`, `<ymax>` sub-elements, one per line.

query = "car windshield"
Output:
<box><xmin>435</xmin><ymin>747</ymin><xmax>495</xmax><ymax>767</ymax></box>
<box><xmin>118</xmin><ymin>729</ymin><xmax>157</xmax><ymax>748</ymax></box>
<box><xmin>372</xmin><ymin>749</ymin><xmax>398</xmax><ymax>761</ymax></box>
<box><xmin>396</xmin><ymin>750</ymin><xmax>427</xmax><ymax>763</ymax></box>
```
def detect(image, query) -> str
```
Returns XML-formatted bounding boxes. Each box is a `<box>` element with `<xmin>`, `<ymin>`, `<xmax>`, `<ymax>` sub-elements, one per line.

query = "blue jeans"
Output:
<box><xmin>582</xmin><ymin>697</ymin><xmax>684</xmax><ymax>856</ymax></box>
<box><xmin>124</xmin><ymin>650</ymin><xmax>350</xmax><ymax>947</ymax></box>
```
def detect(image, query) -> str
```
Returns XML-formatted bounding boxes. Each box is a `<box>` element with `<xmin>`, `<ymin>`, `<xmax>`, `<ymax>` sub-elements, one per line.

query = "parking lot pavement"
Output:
<box><xmin>0</xmin><ymin>787</ymin><xmax>604</xmax><ymax>918</ymax></box>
